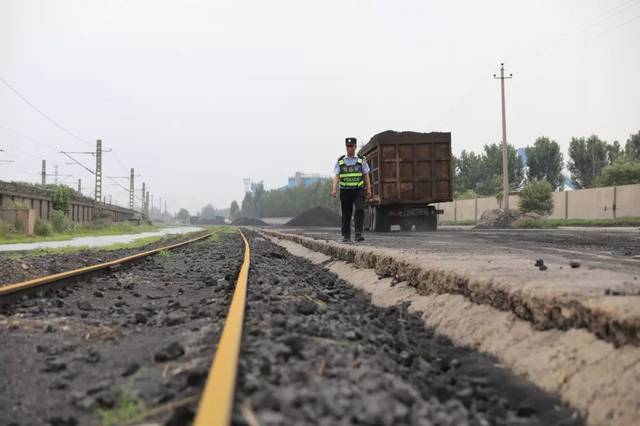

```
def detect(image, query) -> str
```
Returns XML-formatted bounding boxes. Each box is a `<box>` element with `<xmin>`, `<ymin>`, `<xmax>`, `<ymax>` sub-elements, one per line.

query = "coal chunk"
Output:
<box><xmin>296</xmin><ymin>298</ymin><xmax>317</xmax><ymax>315</ymax></box>
<box><xmin>154</xmin><ymin>342</ymin><xmax>185</xmax><ymax>362</ymax></box>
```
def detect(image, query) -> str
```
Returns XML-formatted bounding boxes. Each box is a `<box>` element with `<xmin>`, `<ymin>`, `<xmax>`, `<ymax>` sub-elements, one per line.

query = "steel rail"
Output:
<box><xmin>0</xmin><ymin>232</ymin><xmax>212</xmax><ymax>298</ymax></box>
<box><xmin>194</xmin><ymin>230</ymin><xmax>250</xmax><ymax>426</ymax></box>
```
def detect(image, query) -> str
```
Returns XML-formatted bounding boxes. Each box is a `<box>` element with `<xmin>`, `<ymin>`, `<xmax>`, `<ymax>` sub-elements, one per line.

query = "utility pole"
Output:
<box><xmin>164</xmin><ymin>200</ymin><xmax>167</xmax><ymax>215</ymax></box>
<box><xmin>41</xmin><ymin>160</ymin><xmax>46</xmax><ymax>185</ymax></box>
<box><xmin>95</xmin><ymin>139</ymin><xmax>102</xmax><ymax>203</ymax></box>
<box><xmin>145</xmin><ymin>191</ymin><xmax>150</xmax><ymax>216</ymax></box>
<box><xmin>54</xmin><ymin>164</ymin><xmax>59</xmax><ymax>184</ymax></box>
<box><xmin>493</xmin><ymin>63</ymin><xmax>512</xmax><ymax>210</ymax></box>
<box><xmin>141</xmin><ymin>182</ymin><xmax>146</xmax><ymax>213</ymax></box>
<box><xmin>78</xmin><ymin>179</ymin><xmax>82</xmax><ymax>193</ymax></box>
<box><xmin>151</xmin><ymin>194</ymin><xmax>154</xmax><ymax>217</ymax></box>
<box><xmin>129</xmin><ymin>168</ymin><xmax>135</xmax><ymax>210</ymax></box>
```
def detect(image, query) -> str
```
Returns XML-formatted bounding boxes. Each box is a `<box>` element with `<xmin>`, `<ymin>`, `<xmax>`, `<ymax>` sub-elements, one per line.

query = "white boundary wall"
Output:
<box><xmin>436</xmin><ymin>183</ymin><xmax>640</xmax><ymax>222</ymax></box>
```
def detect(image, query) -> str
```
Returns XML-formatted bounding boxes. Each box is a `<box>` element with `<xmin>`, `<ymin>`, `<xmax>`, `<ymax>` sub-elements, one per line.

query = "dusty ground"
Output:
<box><xmin>0</xmin><ymin>231</ymin><xmax>582</xmax><ymax>425</ymax></box>
<box><xmin>277</xmin><ymin>226</ymin><xmax>640</xmax><ymax>271</ymax></box>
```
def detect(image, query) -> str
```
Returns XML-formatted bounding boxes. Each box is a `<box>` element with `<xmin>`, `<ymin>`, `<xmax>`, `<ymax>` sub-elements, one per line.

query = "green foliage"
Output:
<box><xmin>624</xmin><ymin>130</ymin><xmax>640</xmax><ymax>160</ymax></box>
<box><xmin>606</xmin><ymin>140</ymin><xmax>624</xmax><ymax>163</ymax></box>
<box><xmin>51</xmin><ymin>210</ymin><xmax>72</xmax><ymax>233</ymax></box>
<box><xmin>199</xmin><ymin>204</ymin><xmax>229</xmax><ymax>219</ymax></box>
<box><xmin>595</xmin><ymin>160</ymin><xmax>640</xmax><ymax>187</ymax></box>
<box><xmin>52</xmin><ymin>186</ymin><xmax>73</xmax><ymax>213</ymax></box>
<box><xmin>453</xmin><ymin>143</ymin><xmax>523</xmax><ymax>196</ymax></box>
<box><xmin>525</xmin><ymin>137</ymin><xmax>564</xmax><ymax>189</ymax></box>
<box><xmin>229</xmin><ymin>200</ymin><xmax>240</xmax><ymax>220</ymax></box>
<box><xmin>97</xmin><ymin>392</ymin><xmax>145</xmax><ymax>426</ymax></box>
<box><xmin>7</xmin><ymin>200</ymin><xmax>29</xmax><ymax>209</ymax></box>
<box><xmin>176</xmin><ymin>208</ymin><xmax>190</xmax><ymax>223</ymax></box>
<box><xmin>239</xmin><ymin>179</ymin><xmax>339</xmax><ymax>218</ymax></box>
<box><xmin>512</xmin><ymin>217</ymin><xmax>556</xmax><ymax>229</ymax></box>
<box><xmin>546</xmin><ymin>217</ymin><xmax>640</xmax><ymax>227</ymax></box>
<box><xmin>567</xmin><ymin>135</ymin><xmax>609</xmax><ymax>188</ymax></box>
<box><xmin>518</xmin><ymin>180</ymin><xmax>554</xmax><ymax>215</ymax></box>
<box><xmin>34</xmin><ymin>219</ymin><xmax>53</xmax><ymax>236</ymax></box>
<box><xmin>453</xmin><ymin>189</ymin><xmax>477</xmax><ymax>200</ymax></box>
<box><xmin>0</xmin><ymin>220</ymin><xmax>17</xmax><ymax>239</ymax></box>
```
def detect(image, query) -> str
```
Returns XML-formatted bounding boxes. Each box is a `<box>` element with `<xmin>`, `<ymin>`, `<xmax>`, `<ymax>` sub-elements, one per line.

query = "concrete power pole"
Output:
<box><xmin>78</xmin><ymin>179</ymin><xmax>82</xmax><ymax>193</ymax></box>
<box><xmin>41</xmin><ymin>160</ymin><xmax>46</xmax><ymax>185</ymax></box>
<box><xmin>145</xmin><ymin>191</ymin><xmax>150</xmax><ymax>216</ymax></box>
<box><xmin>164</xmin><ymin>200</ymin><xmax>167</xmax><ymax>214</ymax></box>
<box><xmin>141</xmin><ymin>182</ymin><xmax>146</xmax><ymax>213</ymax></box>
<box><xmin>95</xmin><ymin>139</ymin><xmax>103</xmax><ymax>203</ymax></box>
<box><xmin>129</xmin><ymin>168</ymin><xmax>135</xmax><ymax>210</ymax></box>
<box><xmin>493</xmin><ymin>63</ymin><xmax>512</xmax><ymax>210</ymax></box>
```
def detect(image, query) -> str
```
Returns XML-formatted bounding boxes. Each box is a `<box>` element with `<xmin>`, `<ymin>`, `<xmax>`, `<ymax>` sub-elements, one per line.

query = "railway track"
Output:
<box><xmin>0</xmin><ymin>231</ymin><xmax>213</xmax><ymax>302</ymax></box>
<box><xmin>0</xmin><ymin>229</ymin><xmax>583</xmax><ymax>425</ymax></box>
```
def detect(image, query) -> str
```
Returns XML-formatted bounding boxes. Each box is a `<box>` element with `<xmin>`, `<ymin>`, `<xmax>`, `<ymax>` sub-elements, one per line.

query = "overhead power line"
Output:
<box><xmin>0</xmin><ymin>76</ymin><xmax>93</xmax><ymax>147</ymax></box>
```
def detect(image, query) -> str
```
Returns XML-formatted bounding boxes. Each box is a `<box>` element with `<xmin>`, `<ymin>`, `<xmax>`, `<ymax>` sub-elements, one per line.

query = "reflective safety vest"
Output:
<box><xmin>338</xmin><ymin>155</ymin><xmax>365</xmax><ymax>189</ymax></box>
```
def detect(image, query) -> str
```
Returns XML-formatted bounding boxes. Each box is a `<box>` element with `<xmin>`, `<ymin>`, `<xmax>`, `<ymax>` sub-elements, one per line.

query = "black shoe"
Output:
<box><xmin>355</xmin><ymin>234</ymin><xmax>365</xmax><ymax>242</ymax></box>
<box><xmin>342</xmin><ymin>236</ymin><xmax>351</xmax><ymax>243</ymax></box>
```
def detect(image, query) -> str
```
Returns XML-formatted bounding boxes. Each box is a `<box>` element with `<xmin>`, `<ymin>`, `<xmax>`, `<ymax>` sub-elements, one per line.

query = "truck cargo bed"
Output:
<box><xmin>359</xmin><ymin>130</ymin><xmax>453</xmax><ymax>205</ymax></box>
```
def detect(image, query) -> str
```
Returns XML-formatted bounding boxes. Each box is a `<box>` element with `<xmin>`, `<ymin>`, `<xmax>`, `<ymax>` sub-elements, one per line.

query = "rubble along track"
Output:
<box><xmin>261</xmin><ymin>229</ymin><xmax>640</xmax><ymax>348</ymax></box>
<box><xmin>0</xmin><ymin>230</ymin><xmax>582</xmax><ymax>425</ymax></box>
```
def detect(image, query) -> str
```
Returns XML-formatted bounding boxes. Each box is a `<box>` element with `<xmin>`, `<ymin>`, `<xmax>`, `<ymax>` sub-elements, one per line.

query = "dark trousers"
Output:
<box><xmin>340</xmin><ymin>188</ymin><xmax>364</xmax><ymax>237</ymax></box>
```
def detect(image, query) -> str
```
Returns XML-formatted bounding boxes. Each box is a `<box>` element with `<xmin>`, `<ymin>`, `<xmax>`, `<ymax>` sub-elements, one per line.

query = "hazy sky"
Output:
<box><xmin>1</xmin><ymin>0</ymin><xmax>639</xmax><ymax>213</ymax></box>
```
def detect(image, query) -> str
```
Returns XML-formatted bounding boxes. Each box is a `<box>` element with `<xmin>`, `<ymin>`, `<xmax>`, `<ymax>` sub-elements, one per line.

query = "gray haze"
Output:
<box><xmin>1</xmin><ymin>0</ymin><xmax>639</xmax><ymax>213</ymax></box>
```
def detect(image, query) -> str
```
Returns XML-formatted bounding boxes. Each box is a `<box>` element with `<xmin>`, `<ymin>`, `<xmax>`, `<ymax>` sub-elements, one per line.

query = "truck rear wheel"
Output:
<box><xmin>372</xmin><ymin>206</ymin><xmax>390</xmax><ymax>232</ymax></box>
<box><xmin>400</xmin><ymin>222</ymin><xmax>412</xmax><ymax>231</ymax></box>
<box><xmin>415</xmin><ymin>206</ymin><xmax>437</xmax><ymax>232</ymax></box>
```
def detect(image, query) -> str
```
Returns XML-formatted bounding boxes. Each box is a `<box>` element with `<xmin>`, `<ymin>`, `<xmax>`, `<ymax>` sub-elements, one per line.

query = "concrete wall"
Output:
<box><xmin>0</xmin><ymin>189</ymin><xmax>137</xmax><ymax>223</ymax></box>
<box><xmin>567</xmin><ymin>187</ymin><xmax>614</xmax><ymax>220</ymax></box>
<box><xmin>616</xmin><ymin>184</ymin><xmax>640</xmax><ymax>218</ymax></box>
<box><xmin>440</xmin><ymin>183</ymin><xmax>640</xmax><ymax>223</ymax></box>
<box><xmin>0</xmin><ymin>208</ymin><xmax>36</xmax><ymax>235</ymax></box>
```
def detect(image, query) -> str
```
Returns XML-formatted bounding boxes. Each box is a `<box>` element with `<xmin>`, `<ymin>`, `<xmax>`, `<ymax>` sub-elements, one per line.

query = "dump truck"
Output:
<box><xmin>359</xmin><ymin>130</ymin><xmax>453</xmax><ymax>232</ymax></box>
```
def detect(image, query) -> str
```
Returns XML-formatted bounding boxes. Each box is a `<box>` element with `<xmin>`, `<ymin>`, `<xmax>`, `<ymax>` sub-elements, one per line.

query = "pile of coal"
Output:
<box><xmin>231</xmin><ymin>217</ymin><xmax>268</xmax><ymax>226</ymax></box>
<box><xmin>285</xmin><ymin>206</ymin><xmax>341</xmax><ymax>227</ymax></box>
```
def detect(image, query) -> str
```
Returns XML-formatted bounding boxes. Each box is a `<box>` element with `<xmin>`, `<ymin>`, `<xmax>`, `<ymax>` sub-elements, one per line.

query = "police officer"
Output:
<box><xmin>331</xmin><ymin>137</ymin><xmax>372</xmax><ymax>242</ymax></box>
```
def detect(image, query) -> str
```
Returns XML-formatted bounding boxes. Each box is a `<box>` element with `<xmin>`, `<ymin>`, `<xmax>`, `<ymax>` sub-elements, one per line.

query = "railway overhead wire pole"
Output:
<box><xmin>493</xmin><ymin>63</ymin><xmax>513</xmax><ymax>210</ymax></box>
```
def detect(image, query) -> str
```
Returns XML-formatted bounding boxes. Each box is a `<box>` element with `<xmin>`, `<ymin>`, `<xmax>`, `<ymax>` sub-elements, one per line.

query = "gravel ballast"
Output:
<box><xmin>1</xmin><ymin>231</ymin><xmax>581</xmax><ymax>425</ymax></box>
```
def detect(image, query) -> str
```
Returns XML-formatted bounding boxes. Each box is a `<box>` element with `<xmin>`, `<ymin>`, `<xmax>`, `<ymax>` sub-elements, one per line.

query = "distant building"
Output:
<box><xmin>287</xmin><ymin>172</ymin><xmax>329</xmax><ymax>188</ymax></box>
<box><xmin>517</xmin><ymin>147</ymin><xmax>528</xmax><ymax>167</ymax></box>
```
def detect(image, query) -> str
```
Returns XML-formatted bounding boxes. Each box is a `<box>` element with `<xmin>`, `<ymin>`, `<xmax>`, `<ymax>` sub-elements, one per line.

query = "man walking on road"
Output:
<box><xmin>331</xmin><ymin>137</ymin><xmax>372</xmax><ymax>242</ymax></box>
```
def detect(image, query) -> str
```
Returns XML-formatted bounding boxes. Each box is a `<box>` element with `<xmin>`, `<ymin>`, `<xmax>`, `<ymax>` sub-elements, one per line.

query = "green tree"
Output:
<box><xmin>453</xmin><ymin>150</ymin><xmax>485</xmax><ymax>194</ymax></box>
<box><xmin>625</xmin><ymin>130</ymin><xmax>640</xmax><ymax>160</ymax></box>
<box><xmin>567</xmin><ymin>135</ymin><xmax>609</xmax><ymax>188</ymax></box>
<box><xmin>176</xmin><ymin>208</ymin><xmax>190</xmax><ymax>224</ymax></box>
<box><xmin>52</xmin><ymin>186</ymin><xmax>73</xmax><ymax>213</ymax></box>
<box><xmin>518</xmin><ymin>180</ymin><xmax>554</xmax><ymax>215</ymax></box>
<box><xmin>229</xmin><ymin>200</ymin><xmax>240</xmax><ymax>220</ymax></box>
<box><xmin>480</xmin><ymin>143</ymin><xmax>524</xmax><ymax>194</ymax></box>
<box><xmin>595</xmin><ymin>160</ymin><xmax>640</xmax><ymax>187</ymax></box>
<box><xmin>200</xmin><ymin>204</ymin><xmax>216</xmax><ymax>220</ymax></box>
<box><xmin>606</xmin><ymin>140</ymin><xmax>624</xmax><ymax>163</ymax></box>
<box><xmin>525</xmin><ymin>137</ymin><xmax>564</xmax><ymax>189</ymax></box>
<box><xmin>453</xmin><ymin>144</ymin><xmax>523</xmax><ymax>196</ymax></box>
<box><xmin>240</xmin><ymin>192</ymin><xmax>257</xmax><ymax>217</ymax></box>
